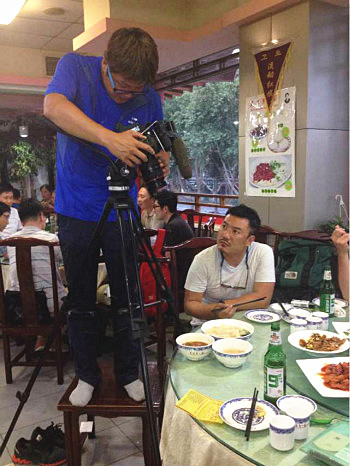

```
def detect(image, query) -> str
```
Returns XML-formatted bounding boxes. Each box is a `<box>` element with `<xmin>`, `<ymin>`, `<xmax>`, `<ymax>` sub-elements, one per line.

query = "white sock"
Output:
<box><xmin>124</xmin><ymin>379</ymin><xmax>145</xmax><ymax>402</ymax></box>
<box><xmin>69</xmin><ymin>379</ymin><xmax>94</xmax><ymax>407</ymax></box>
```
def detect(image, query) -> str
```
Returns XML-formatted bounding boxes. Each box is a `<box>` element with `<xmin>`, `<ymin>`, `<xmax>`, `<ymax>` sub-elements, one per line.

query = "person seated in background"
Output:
<box><xmin>154</xmin><ymin>190</ymin><xmax>194</xmax><ymax>246</ymax></box>
<box><xmin>184</xmin><ymin>204</ymin><xmax>275</xmax><ymax>325</ymax></box>
<box><xmin>0</xmin><ymin>202</ymin><xmax>10</xmax><ymax>258</ymax></box>
<box><xmin>8</xmin><ymin>199</ymin><xmax>66</xmax><ymax>350</ymax></box>
<box><xmin>40</xmin><ymin>184</ymin><xmax>55</xmax><ymax>214</ymax></box>
<box><xmin>137</xmin><ymin>185</ymin><xmax>165</xmax><ymax>229</ymax></box>
<box><xmin>331</xmin><ymin>225</ymin><xmax>349</xmax><ymax>302</ymax></box>
<box><xmin>12</xmin><ymin>188</ymin><xmax>22</xmax><ymax>209</ymax></box>
<box><xmin>0</xmin><ymin>184</ymin><xmax>22</xmax><ymax>239</ymax></box>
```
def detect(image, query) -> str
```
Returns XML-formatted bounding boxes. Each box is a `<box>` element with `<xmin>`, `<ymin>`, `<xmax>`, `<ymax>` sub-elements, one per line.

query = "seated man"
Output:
<box><xmin>0</xmin><ymin>184</ymin><xmax>22</xmax><ymax>238</ymax></box>
<box><xmin>331</xmin><ymin>225</ymin><xmax>349</xmax><ymax>302</ymax></box>
<box><xmin>12</xmin><ymin>188</ymin><xmax>21</xmax><ymax>209</ymax></box>
<box><xmin>154</xmin><ymin>190</ymin><xmax>194</xmax><ymax>246</ymax></box>
<box><xmin>8</xmin><ymin>199</ymin><xmax>66</xmax><ymax>317</ymax></box>
<box><xmin>0</xmin><ymin>202</ymin><xmax>10</xmax><ymax>257</ymax></box>
<box><xmin>184</xmin><ymin>204</ymin><xmax>275</xmax><ymax>324</ymax></box>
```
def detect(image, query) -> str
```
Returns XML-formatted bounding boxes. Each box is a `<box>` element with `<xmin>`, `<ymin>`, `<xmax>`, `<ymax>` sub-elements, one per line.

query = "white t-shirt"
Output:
<box><xmin>1</xmin><ymin>207</ymin><xmax>22</xmax><ymax>238</ymax></box>
<box><xmin>185</xmin><ymin>242</ymin><xmax>275</xmax><ymax>325</ymax></box>
<box><xmin>8</xmin><ymin>226</ymin><xmax>66</xmax><ymax>314</ymax></box>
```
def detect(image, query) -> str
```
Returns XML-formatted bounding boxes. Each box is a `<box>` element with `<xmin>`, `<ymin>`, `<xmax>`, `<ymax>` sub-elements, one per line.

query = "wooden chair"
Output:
<box><xmin>0</xmin><ymin>237</ymin><xmax>66</xmax><ymax>384</ymax></box>
<box><xmin>181</xmin><ymin>209</ymin><xmax>216</xmax><ymax>237</ymax></box>
<box><xmin>57</xmin><ymin>359</ymin><xmax>163</xmax><ymax>466</ymax></box>
<box><xmin>255</xmin><ymin>225</ymin><xmax>281</xmax><ymax>259</ymax></box>
<box><xmin>164</xmin><ymin>237</ymin><xmax>216</xmax><ymax>318</ymax></box>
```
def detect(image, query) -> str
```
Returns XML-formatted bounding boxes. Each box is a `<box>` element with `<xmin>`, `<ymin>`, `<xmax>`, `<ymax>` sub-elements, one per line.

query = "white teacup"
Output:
<box><xmin>311</xmin><ymin>311</ymin><xmax>329</xmax><ymax>330</ymax></box>
<box><xmin>277</xmin><ymin>395</ymin><xmax>317</xmax><ymax>441</ymax></box>
<box><xmin>290</xmin><ymin>318</ymin><xmax>307</xmax><ymax>333</ymax></box>
<box><xmin>306</xmin><ymin>316</ymin><xmax>323</xmax><ymax>330</ymax></box>
<box><xmin>288</xmin><ymin>308</ymin><xmax>311</xmax><ymax>320</ymax></box>
<box><xmin>269</xmin><ymin>415</ymin><xmax>295</xmax><ymax>451</ymax></box>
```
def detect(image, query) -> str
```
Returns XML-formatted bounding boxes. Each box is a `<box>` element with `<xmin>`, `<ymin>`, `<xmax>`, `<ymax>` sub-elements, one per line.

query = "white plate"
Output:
<box><xmin>245</xmin><ymin>309</ymin><xmax>280</xmax><ymax>323</ymax></box>
<box><xmin>332</xmin><ymin>322</ymin><xmax>350</xmax><ymax>339</ymax></box>
<box><xmin>296</xmin><ymin>357</ymin><xmax>349</xmax><ymax>398</ymax></box>
<box><xmin>312</xmin><ymin>297</ymin><xmax>348</xmax><ymax>308</ymax></box>
<box><xmin>219</xmin><ymin>398</ymin><xmax>278</xmax><ymax>431</ymax></box>
<box><xmin>288</xmin><ymin>330</ymin><xmax>350</xmax><ymax>355</ymax></box>
<box><xmin>249</xmin><ymin>154</ymin><xmax>292</xmax><ymax>189</ymax></box>
<box><xmin>201</xmin><ymin>319</ymin><xmax>254</xmax><ymax>340</ymax></box>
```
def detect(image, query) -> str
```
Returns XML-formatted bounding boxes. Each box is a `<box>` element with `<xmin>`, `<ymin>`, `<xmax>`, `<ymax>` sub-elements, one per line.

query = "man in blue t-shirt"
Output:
<box><xmin>44</xmin><ymin>27</ymin><xmax>169</xmax><ymax>407</ymax></box>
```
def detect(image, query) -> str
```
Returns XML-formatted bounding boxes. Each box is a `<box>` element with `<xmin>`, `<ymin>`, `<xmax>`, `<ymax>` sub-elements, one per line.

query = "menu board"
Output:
<box><xmin>245</xmin><ymin>86</ymin><xmax>296</xmax><ymax>197</ymax></box>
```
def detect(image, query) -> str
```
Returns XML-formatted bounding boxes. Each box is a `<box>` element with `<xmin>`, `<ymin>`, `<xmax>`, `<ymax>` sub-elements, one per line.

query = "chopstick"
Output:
<box><xmin>235</xmin><ymin>296</ymin><xmax>267</xmax><ymax>310</ymax></box>
<box><xmin>278</xmin><ymin>301</ymin><xmax>290</xmax><ymax>318</ymax></box>
<box><xmin>245</xmin><ymin>388</ymin><xmax>259</xmax><ymax>441</ymax></box>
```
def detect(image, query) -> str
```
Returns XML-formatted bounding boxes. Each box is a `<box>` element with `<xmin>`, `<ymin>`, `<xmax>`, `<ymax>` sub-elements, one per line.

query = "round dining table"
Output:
<box><xmin>160</xmin><ymin>310</ymin><xmax>349</xmax><ymax>466</ymax></box>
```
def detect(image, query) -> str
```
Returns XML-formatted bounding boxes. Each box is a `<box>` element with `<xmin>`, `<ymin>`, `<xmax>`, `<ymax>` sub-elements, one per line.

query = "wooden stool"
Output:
<box><xmin>57</xmin><ymin>360</ymin><xmax>163</xmax><ymax>466</ymax></box>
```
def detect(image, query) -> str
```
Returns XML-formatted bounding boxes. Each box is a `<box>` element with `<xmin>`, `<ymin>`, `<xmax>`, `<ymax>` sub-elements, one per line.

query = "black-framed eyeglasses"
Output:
<box><xmin>106</xmin><ymin>65</ymin><xmax>145</xmax><ymax>96</ymax></box>
<box><xmin>219</xmin><ymin>249</ymin><xmax>249</xmax><ymax>290</ymax></box>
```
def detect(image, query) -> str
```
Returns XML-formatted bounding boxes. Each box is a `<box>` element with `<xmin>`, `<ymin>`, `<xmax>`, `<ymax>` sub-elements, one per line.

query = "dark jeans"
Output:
<box><xmin>58</xmin><ymin>214</ymin><xmax>140</xmax><ymax>387</ymax></box>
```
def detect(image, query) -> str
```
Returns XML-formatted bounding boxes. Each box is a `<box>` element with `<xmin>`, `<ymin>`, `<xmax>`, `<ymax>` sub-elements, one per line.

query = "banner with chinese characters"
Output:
<box><xmin>254</xmin><ymin>42</ymin><xmax>292</xmax><ymax>112</ymax></box>
<box><xmin>245</xmin><ymin>86</ymin><xmax>295</xmax><ymax>198</ymax></box>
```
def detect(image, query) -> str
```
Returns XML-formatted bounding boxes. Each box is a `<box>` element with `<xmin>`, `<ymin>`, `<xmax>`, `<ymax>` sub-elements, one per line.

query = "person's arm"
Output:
<box><xmin>332</xmin><ymin>226</ymin><xmax>349</xmax><ymax>301</ymax></box>
<box><xmin>44</xmin><ymin>93</ymin><xmax>152</xmax><ymax>167</ymax></box>
<box><xmin>184</xmin><ymin>290</ymin><xmax>236</xmax><ymax>320</ymax></box>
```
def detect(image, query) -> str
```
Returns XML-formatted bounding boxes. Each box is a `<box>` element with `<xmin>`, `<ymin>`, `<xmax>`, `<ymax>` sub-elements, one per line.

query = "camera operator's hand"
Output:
<box><xmin>104</xmin><ymin>130</ymin><xmax>155</xmax><ymax>167</ymax></box>
<box><xmin>156</xmin><ymin>150</ymin><xmax>170</xmax><ymax>177</ymax></box>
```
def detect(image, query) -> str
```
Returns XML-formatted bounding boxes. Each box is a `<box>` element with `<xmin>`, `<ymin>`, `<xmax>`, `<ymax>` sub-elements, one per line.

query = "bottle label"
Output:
<box><xmin>320</xmin><ymin>293</ymin><xmax>335</xmax><ymax>315</ymax></box>
<box><xmin>269</xmin><ymin>331</ymin><xmax>281</xmax><ymax>345</ymax></box>
<box><xmin>323</xmin><ymin>270</ymin><xmax>332</xmax><ymax>280</ymax></box>
<box><xmin>264</xmin><ymin>367</ymin><xmax>285</xmax><ymax>398</ymax></box>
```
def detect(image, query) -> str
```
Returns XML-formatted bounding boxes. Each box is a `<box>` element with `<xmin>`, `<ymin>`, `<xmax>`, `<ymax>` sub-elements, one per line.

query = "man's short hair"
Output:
<box><xmin>0</xmin><ymin>201</ymin><xmax>10</xmax><ymax>216</ymax></box>
<box><xmin>226</xmin><ymin>204</ymin><xmax>261</xmax><ymax>236</ymax></box>
<box><xmin>18</xmin><ymin>199</ymin><xmax>44</xmax><ymax>223</ymax></box>
<box><xmin>40</xmin><ymin>184</ymin><xmax>52</xmax><ymax>193</ymax></box>
<box><xmin>155</xmin><ymin>190</ymin><xmax>177</xmax><ymax>213</ymax></box>
<box><xmin>104</xmin><ymin>28</ymin><xmax>159</xmax><ymax>84</ymax></box>
<box><xmin>0</xmin><ymin>184</ymin><xmax>13</xmax><ymax>196</ymax></box>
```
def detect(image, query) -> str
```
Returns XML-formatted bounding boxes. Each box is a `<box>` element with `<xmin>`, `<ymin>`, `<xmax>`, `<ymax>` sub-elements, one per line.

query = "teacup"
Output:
<box><xmin>277</xmin><ymin>395</ymin><xmax>317</xmax><ymax>440</ymax></box>
<box><xmin>290</xmin><ymin>318</ymin><xmax>307</xmax><ymax>333</ymax></box>
<box><xmin>311</xmin><ymin>311</ymin><xmax>329</xmax><ymax>330</ymax></box>
<box><xmin>306</xmin><ymin>316</ymin><xmax>323</xmax><ymax>330</ymax></box>
<box><xmin>269</xmin><ymin>415</ymin><xmax>295</xmax><ymax>451</ymax></box>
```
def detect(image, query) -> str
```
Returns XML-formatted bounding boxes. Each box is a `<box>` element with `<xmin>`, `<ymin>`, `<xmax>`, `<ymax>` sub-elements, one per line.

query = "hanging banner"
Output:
<box><xmin>254</xmin><ymin>42</ymin><xmax>292</xmax><ymax>112</ymax></box>
<box><xmin>245</xmin><ymin>86</ymin><xmax>295</xmax><ymax>198</ymax></box>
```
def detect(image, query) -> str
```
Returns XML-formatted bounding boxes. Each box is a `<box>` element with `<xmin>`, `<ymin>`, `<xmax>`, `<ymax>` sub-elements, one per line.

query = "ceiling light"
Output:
<box><xmin>271</xmin><ymin>39</ymin><xmax>279</xmax><ymax>45</ymax></box>
<box><xmin>19</xmin><ymin>125</ymin><xmax>28</xmax><ymax>138</ymax></box>
<box><xmin>0</xmin><ymin>0</ymin><xmax>25</xmax><ymax>25</ymax></box>
<box><xmin>232</xmin><ymin>48</ymin><xmax>240</xmax><ymax>55</ymax></box>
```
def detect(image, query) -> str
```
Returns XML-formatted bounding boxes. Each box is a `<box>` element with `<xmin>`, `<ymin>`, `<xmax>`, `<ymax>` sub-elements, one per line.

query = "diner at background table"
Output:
<box><xmin>160</xmin><ymin>310</ymin><xmax>349</xmax><ymax>466</ymax></box>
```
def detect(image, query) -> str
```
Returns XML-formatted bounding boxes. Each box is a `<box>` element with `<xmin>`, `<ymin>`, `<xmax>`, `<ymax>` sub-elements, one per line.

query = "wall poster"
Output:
<box><xmin>245</xmin><ymin>86</ymin><xmax>295</xmax><ymax>197</ymax></box>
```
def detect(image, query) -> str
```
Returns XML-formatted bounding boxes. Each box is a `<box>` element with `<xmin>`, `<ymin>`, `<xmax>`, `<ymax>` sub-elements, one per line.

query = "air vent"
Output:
<box><xmin>45</xmin><ymin>56</ymin><xmax>60</xmax><ymax>76</ymax></box>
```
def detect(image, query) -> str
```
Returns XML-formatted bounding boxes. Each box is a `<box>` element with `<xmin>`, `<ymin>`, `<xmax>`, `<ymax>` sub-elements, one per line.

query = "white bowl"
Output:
<box><xmin>288</xmin><ymin>308</ymin><xmax>311</xmax><ymax>320</ymax></box>
<box><xmin>269</xmin><ymin>303</ymin><xmax>293</xmax><ymax>313</ymax></box>
<box><xmin>176</xmin><ymin>333</ymin><xmax>214</xmax><ymax>361</ymax></box>
<box><xmin>201</xmin><ymin>319</ymin><xmax>254</xmax><ymax>341</ymax></box>
<box><xmin>212</xmin><ymin>338</ymin><xmax>253</xmax><ymax>368</ymax></box>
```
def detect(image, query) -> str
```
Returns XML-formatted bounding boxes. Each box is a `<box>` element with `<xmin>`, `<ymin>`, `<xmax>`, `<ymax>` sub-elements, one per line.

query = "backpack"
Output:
<box><xmin>273</xmin><ymin>238</ymin><xmax>336</xmax><ymax>302</ymax></box>
<box><xmin>140</xmin><ymin>229</ymin><xmax>171</xmax><ymax>317</ymax></box>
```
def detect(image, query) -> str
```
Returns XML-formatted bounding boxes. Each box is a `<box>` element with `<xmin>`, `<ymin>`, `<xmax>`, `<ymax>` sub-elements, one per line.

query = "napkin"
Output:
<box><xmin>176</xmin><ymin>389</ymin><xmax>224</xmax><ymax>424</ymax></box>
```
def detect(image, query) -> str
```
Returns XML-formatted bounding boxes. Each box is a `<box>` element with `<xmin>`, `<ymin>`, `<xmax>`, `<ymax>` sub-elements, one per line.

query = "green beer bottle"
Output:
<box><xmin>319</xmin><ymin>265</ymin><xmax>335</xmax><ymax>315</ymax></box>
<box><xmin>264</xmin><ymin>322</ymin><xmax>286</xmax><ymax>405</ymax></box>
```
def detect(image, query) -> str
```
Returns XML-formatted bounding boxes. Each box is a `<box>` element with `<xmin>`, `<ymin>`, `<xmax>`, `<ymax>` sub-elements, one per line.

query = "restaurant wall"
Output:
<box><xmin>238</xmin><ymin>1</ymin><xmax>349</xmax><ymax>231</ymax></box>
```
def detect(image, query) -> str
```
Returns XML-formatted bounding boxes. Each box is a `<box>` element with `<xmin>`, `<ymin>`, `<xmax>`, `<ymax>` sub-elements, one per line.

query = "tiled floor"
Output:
<box><xmin>0</xmin><ymin>336</ymin><xmax>168</xmax><ymax>466</ymax></box>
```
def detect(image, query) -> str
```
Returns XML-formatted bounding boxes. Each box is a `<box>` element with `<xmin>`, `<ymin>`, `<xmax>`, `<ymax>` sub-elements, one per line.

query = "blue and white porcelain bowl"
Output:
<box><xmin>212</xmin><ymin>338</ymin><xmax>253</xmax><ymax>368</ymax></box>
<box><xmin>176</xmin><ymin>333</ymin><xmax>214</xmax><ymax>361</ymax></box>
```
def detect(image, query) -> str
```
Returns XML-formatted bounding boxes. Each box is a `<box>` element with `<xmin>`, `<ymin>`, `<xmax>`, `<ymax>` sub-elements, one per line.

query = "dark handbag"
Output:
<box><xmin>4</xmin><ymin>290</ymin><xmax>52</xmax><ymax>325</ymax></box>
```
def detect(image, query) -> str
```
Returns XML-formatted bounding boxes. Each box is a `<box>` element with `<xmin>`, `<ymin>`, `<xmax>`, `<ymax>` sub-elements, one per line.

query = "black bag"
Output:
<box><xmin>273</xmin><ymin>238</ymin><xmax>336</xmax><ymax>302</ymax></box>
<box><xmin>4</xmin><ymin>290</ymin><xmax>52</xmax><ymax>325</ymax></box>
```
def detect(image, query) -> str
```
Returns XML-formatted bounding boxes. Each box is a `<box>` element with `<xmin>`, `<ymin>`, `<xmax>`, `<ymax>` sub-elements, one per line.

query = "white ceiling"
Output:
<box><xmin>0</xmin><ymin>0</ymin><xmax>84</xmax><ymax>52</ymax></box>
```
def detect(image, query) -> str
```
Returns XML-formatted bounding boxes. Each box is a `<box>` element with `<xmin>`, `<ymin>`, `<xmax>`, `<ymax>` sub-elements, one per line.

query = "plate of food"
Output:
<box><xmin>296</xmin><ymin>357</ymin><xmax>349</xmax><ymax>397</ymax></box>
<box><xmin>201</xmin><ymin>319</ymin><xmax>254</xmax><ymax>340</ymax></box>
<box><xmin>249</xmin><ymin>155</ymin><xmax>292</xmax><ymax>189</ymax></box>
<box><xmin>249</xmin><ymin>124</ymin><xmax>267</xmax><ymax>141</ymax></box>
<box><xmin>312</xmin><ymin>297</ymin><xmax>348</xmax><ymax>308</ymax></box>
<box><xmin>245</xmin><ymin>309</ymin><xmax>280</xmax><ymax>323</ymax></box>
<box><xmin>219</xmin><ymin>397</ymin><xmax>278</xmax><ymax>431</ymax></box>
<box><xmin>288</xmin><ymin>330</ymin><xmax>349</xmax><ymax>355</ymax></box>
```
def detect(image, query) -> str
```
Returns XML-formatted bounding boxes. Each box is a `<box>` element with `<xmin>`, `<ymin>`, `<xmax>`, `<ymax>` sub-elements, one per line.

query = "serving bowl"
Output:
<box><xmin>212</xmin><ymin>338</ymin><xmax>253</xmax><ymax>368</ymax></box>
<box><xmin>201</xmin><ymin>319</ymin><xmax>254</xmax><ymax>341</ymax></box>
<box><xmin>176</xmin><ymin>333</ymin><xmax>214</xmax><ymax>361</ymax></box>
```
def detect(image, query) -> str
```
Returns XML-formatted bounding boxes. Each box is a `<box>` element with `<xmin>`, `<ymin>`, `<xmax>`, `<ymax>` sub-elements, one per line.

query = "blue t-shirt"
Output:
<box><xmin>45</xmin><ymin>53</ymin><xmax>163</xmax><ymax>221</ymax></box>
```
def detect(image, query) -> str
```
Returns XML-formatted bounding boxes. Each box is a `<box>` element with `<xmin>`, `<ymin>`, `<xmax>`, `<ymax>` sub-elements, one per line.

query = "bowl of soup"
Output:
<box><xmin>212</xmin><ymin>338</ymin><xmax>253</xmax><ymax>368</ymax></box>
<box><xmin>176</xmin><ymin>333</ymin><xmax>214</xmax><ymax>361</ymax></box>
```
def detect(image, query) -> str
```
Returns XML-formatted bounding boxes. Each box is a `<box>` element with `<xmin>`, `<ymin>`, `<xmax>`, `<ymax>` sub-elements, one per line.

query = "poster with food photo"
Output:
<box><xmin>245</xmin><ymin>87</ymin><xmax>295</xmax><ymax>197</ymax></box>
